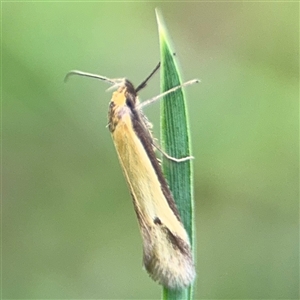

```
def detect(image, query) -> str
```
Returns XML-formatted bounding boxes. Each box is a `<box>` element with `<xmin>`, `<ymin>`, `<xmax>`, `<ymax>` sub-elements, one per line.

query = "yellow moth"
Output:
<box><xmin>65</xmin><ymin>64</ymin><xmax>198</xmax><ymax>289</ymax></box>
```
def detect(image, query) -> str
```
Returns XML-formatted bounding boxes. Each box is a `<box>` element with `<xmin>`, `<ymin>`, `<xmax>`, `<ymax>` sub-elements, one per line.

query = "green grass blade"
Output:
<box><xmin>156</xmin><ymin>9</ymin><xmax>196</xmax><ymax>300</ymax></box>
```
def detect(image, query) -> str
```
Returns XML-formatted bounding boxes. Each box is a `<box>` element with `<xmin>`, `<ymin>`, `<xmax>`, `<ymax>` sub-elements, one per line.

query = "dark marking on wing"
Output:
<box><xmin>164</xmin><ymin>226</ymin><xmax>191</xmax><ymax>256</ymax></box>
<box><xmin>154</xmin><ymin>217</ymin><xmax>162</xmax><ymax>225</ymax></box>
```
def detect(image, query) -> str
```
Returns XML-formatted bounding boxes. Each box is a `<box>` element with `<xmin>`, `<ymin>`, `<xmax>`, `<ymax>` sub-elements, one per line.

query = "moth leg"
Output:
<box><xmin>152</xmin><ymin>142</ymin><xmax>194</xmax><ymax>163</ymax></box>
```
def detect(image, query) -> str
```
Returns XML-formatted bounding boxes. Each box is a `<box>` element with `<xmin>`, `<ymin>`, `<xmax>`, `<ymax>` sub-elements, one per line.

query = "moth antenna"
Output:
<box><xmin>64</xmin><ymin>70</ymin><xmax>125</xmax><ymax>88</ymax></box>
<box><xmin>135</xmin><ymin>62</ymin><xmax>161</xmax><ymax>93</ymax></box>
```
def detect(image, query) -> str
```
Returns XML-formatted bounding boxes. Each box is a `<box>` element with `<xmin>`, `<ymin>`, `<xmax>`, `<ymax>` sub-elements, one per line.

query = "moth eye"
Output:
<box><xmin>126</xmin><ymin>98</ymin><xmax>134</xmax><ymax>108</ymax></box>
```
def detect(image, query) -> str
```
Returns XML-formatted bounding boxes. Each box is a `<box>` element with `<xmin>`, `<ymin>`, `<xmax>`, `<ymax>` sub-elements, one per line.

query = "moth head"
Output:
<box><xmin>111</xmin><ymin>80</ymin><xmax>138</xmax><ymax>109</ymax></box>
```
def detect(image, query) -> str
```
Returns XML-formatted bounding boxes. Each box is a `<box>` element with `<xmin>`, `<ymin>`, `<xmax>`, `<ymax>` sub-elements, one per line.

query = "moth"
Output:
<box><xmin>65</xmin><ymin>64</ymin><xmax>198</xmax><ymax>289</ymax></box>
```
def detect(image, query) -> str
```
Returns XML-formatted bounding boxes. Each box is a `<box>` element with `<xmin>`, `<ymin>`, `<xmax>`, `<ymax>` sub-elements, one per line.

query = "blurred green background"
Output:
<box><xmin>2</xmin><ymin>2</ymin><xmax>298</xmax><ymax>299</ymax></box>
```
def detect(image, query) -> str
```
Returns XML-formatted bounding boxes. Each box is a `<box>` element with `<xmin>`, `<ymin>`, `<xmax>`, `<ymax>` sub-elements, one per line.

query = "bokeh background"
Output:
<box><xmin>2</xmin><ymin>2</ymin><xmax>298</xmax><ymax>299</ymax></box>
